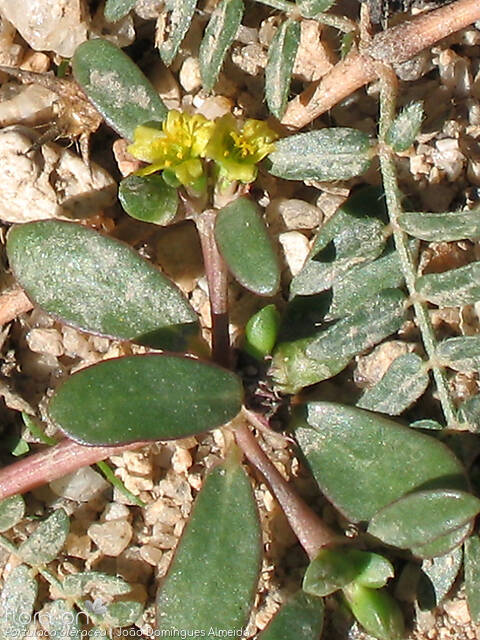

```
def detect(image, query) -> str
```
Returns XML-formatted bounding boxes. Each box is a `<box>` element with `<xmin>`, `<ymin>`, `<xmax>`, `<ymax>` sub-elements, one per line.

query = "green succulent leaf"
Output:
<box><xmin>291</xmin><ymin>186</ymin><xmax>388</xmax><ymax>297</ymax></box>
<box><xmin>436</xmin><ymin>336</ymin><xmax>480</xmax><ymax>371</ymax></box>
<box><xmin>39</xmin><ymin>600</ymin><xmax>83</xmax><ymax>640</ymax></box>
<box><xmin>244</xmin><ymin>304</ymin><xmax>281</xmax><ymax>360</ymax></box>
<box><xmin>418</xmin><ymin>546</ymin><xmax>463</xmax><ymax>609</ymax></box>
<box><xmin>410</xmin><ymin>522</ymin><xmax>472</xmax><ymax>559</ymax></box>
<box><xmin>158</xmin><ymin>0</ymin><xmax>198</xmax><ymax>65</ymax></box>
<box><xmin>0</xmin><ymin>494</ymin><xmax>25</xmax><ymax>532</ymax></box>
<box><xmin>215</xmin><ymin>197</ymin><xmax>280</xmax><ymax>296</ymax></box>
<box><xmin>118</xmin><ymin>174</ymin><xmax>178</xmax><ymax>225</ymax></box>
<box><xmin>104</xmin><ymin>0</ymin><xmax>137</xmax><ymax>21</ymax></box>
<box><xmin>416</xmin><ymin>263</ymin><xmax>480</xmax><ymax>307</ymax></box>
<box><xmin>62</xmin><ymin>571</ymin><xmax>133</xmax><ymax>598</ymax></box>
<box><xmin>465</xmin><ymin>535</ymin><xmax>480</xmax><ymax>622</ymax></box>
<box><xmin>293</xmin><ymin>402</ymin><xmax>468</xmax><ymax>522</ymax></box>
<box><xmin>296</xmin><ymin>0</ymin><xmax>335</xmax><ymax>18</ymax></box>
<box><xmin>306</xmin><ymin>288</ymin><xmax>406</xmax><ymax>362</ymax></box>
<box><xmin>343</xmin><ymin>583</ymin><xmax>405</xmax><ymax>640</ymax></box>
<box><xmin>265</xmin><ymin>20</ymin><xmax>300</xmax><ymax>118</ymax></box>
<box><xmin>49</xmin><ymin>354</ymin><xmax>243</xmax><ymax>445</ymax></box>
<box><xmin>303</xmin><ymin>548</ymin><xmax>394</xmax><ymax>597</ymax></box>
<box><xmin>7</xmin><ymin>220</ymin><xmax>198</xmax><ymax>351</ymax></box>
<box><xmin>268</xmin><ymin>128</ymin><xmax>374</xmax><ymax>182</ymax></box>
<box><xmin>0</xmin><ymin>565</ymin><xmax>37</xmax><ymax>640</ymax></box>
<box><xmin>18</xmin><ymin>508</ymin><xmax>69</xmax><ymax>566</ymax></box>
<box><xmin>156</xmin><ymin>458</ymin><xmax>261</xmax><ymax>634</ymax></box>
<box><xmin>398</xmin><ymin>210</ymin><xmax>480</xmax><ymax>241</ymax></box>
<box><xmin>257</xmin><ymin>591</ymin><xmax>324</xmax><ymax>640</ymax></box>
<box><xmin>199</xmin><ymin>0</ymin><xmax>244</xmax><ymax>91</ymax></box>
<box><xmin>102</xmin><ymin>601</ymin><xmax>144</xmax><ymax>627</ymax></box>
<box><xmin>368</xmin><ymin>489</ymin><xmax>480</xmax><ymax>549</ymax></box>
<box><xmin>356</xmin><ymin>353</ymin><xmax>430</xmax><ymax>415</ymax></box>
<box><xmin>385</xmin><ymin>101</ymin><xmax>424</xmax><ymax>152</ymax></box>
<box><xmin>72</xmin><ymin>39</ymin><xmax>167</xmax><ymax>140</ymax></box>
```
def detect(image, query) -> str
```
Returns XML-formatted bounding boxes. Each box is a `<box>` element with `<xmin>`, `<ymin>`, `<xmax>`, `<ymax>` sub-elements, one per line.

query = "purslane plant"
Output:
<box><xmin>1</xmin><ymin>1</ymin><xmax>480</xmax><ymax>638</ymax></box>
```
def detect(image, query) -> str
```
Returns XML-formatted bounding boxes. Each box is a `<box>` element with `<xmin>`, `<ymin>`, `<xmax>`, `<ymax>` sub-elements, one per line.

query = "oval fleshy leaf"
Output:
<box><xmin>18</xmin><ymin>508</ymin><xmax>69</xmax><ymax>565</ymax></box>
<box><xmin>215</xmin><ymin>197</ymin><xmax>280</xmax><ymax>296</ymax></box>
<box><xmin>399</xmin><ymin>210</ymin><xmax>480</xmax><ymax>241</ymax></box>
<box><xmin>0</xmin><ymin>494</ymin><xmax>25</xmax><ymax>532</ymax></box>
<box><xmin>257</xmin><ymin>591</ymin><xmax>324</xmax><ymax>640</ymax></box>
<box><xmin>40</xmin><ymin>600</ymin><xmax>83</xmax><ymax>640</ymax></box>
<box><xmin>356</xmin><ymin>353</ymin><xmax>430</xmax><ymax>415</ymax></box>
<box><xmin>306</xmin><ymin>289</ymin><xmax>406</xmax><ymax>362</ymax></box>
<box><xmin>436</xmin><ymin>336</ymin><xmax>480</xmax><ymax>371</ymax></box>
<box><xmin>7</xmin><ymin>220</ymin><xmax>198</xmax><ymax>351</ymax></box>
<box><xmin>268</xmin><ymin>128</ymin><xmax>373</xmax><ymax>182</ymax></box>
<box><xmin>265</xmin><ymin>20</ymin><xmax>300</xmax><ymax>119</ymax></box>
<box><xmin>411</xmin><ymin>522</ymin><xmax>472</xmax><ymax>559</ymax></box>
<box><xmin>385</xmin><ymin>101</ymin><xmax>424</xmax><ymax>152</ymax></box>
<box><xmin>118</xmin><ymin>174</ymin><xmax>178</xmax><ymax>225</ymax></box>
<box><xmin>0</xmin><ymin>565</ymin><xmax>37</xmax><ymax>640</ymax></box>
<box><xmin>72</xmin><ymin>39</ymin><xmax>167</xmax><ymax>140</ymax></box>
<box><xmin>465</xmin><ymin>535</ymin><xmax>480</xmax><ymax>622</ymax></box>
<box><xmin>62</xmin><ymin>571</ymin><xmax>132</xmax><ymax>598</ymax></box>
<box><xmin>158</xmin><ymin>0</ymin><xmax>197</xmax><ymax>65</ymax></box>
<box><xmin>244</xmin><ymin>304</ymin><xmax>280</xmax><ymax>360</ymax></box>
<box><xmin>416</xmin><ymin>263</ymin><xmax>480</xmax><ymax>307</ymax></box>
<box><xmin>368</xmin><ymin>489</ymin><xmax>480</xmax><ymax>549</ymax></box>
<box><xmin>343</xmin><ymin>583</ymin><xmax>405</xmax><ymax>640</ymax></box>
<box><xmin>49</xmin><ymin>354</ymin><xmax>243</xmax><ymax>445</ymax></box>
<box><xmin>293</xmin><ymin>402</ymin><xmax>468</xmax><ymax>522</ymax></box>
<box><xmin>104</xmin><ymin>0</ymin><xmax>137</xmax><ymax>21</ymax></box>
<box><xmin>156</xmin><ymin>459</ymin><xmax>261</xmax><ymax>634</ymax></box>
<box><xmin>303</xmin><ymin>548</ymin><xmax>393</xmax><ymax>597</ymax></box>
<box><xmin>418</xmin><ymin>546</ymin><xmax>462</xmax><ymax>609</ymax></box>
<box><xmin>291</xmin><ymin>186</ymin><xmax>388</xmax><ymax>297</ymax></box>
<box><xmin>199</xmin><ymin>0</ymin><xmax>244</xmax><ymax>91</ymax></box>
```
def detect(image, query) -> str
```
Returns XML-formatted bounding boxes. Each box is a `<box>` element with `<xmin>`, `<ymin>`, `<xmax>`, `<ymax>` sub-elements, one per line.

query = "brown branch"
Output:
<box><xmin>195</xmin><ymin>210</ymin><xmax>230</xmax><ymax>369</ymax></box>
<box><xmin>0</xmin><ymin>288</ymin><xmax>33</xmax><ymax>324</ymax></box>
<box><xmin>0</xmin><ymin>438</ymin><xmax>151</xmax><ymax>500</ymax></box>
<box><xmin>234</xmin><ymin>421</ymin><xmax>339</xmax><ymax>559</ymax></box>
<box><xmin>281</xmin><ymin>0</ymin><xmax>480</xmax><ymax>129</ymax></box>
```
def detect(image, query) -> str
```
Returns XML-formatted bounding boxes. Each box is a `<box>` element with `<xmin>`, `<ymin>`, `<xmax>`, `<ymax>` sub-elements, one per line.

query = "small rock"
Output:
<box><xmin>101</xmin><ymin>502</ymin><xmax>131</xmax><ymax>522</ymax></box>
<box><xmin>293</xmin><ymin>20</ymin><xmax>336</xmax><ymax>82</ymax></box>
<box><xmin>140</xmin><ymin>544</ymin><xmax>163</xmax><ymax>566</ymax></box>
<box><xmin>267</xmin><ymin>198</ymin><xmax>323</xmax><ymax>231</ymax></box>
<box><xmin>171</xmin><ymin>447</ymin><xmax>193</xmax><ymax>474</ymax></box>
<box><xmin>26</xmin><ymin>328</ymin><xmax>64</xmax><ymax>357</ymax></box>
<box><xmin>145</xmin><ymin>500</ymin><xmax>181</xmax><ymax>527</ymax></box>
<box><xmin>65</xmin><ymin>533</ymin><xmax>91</xmax><ymax>559</ymax></box>
<box><xmin>443</xmin><ymin>599</ymin><xmax>471</xmax><ymax>625</ymax></box>
<box><xmin>278</xmin><ymin>231</ymin><xmax>310</xmax><ymax>276</ymax></box>
<box><xmin>88</xmin><ymin>520</ymin><xmax>133</xmax><ymax>556</ymax></box>
<box><xmin>112</xmin><ymin>138</ymin><xmax>143</xmax><ymax>177</ymax></box>
<box><xmin>50</xmin><ymin>467</ymin><xmax>110</xmax><ymax>502</ymax></box>
<box><xmin>179</xmin><ymin>57</ymin><xmax>202</xmax><ymax>92</ymax></box>
<box><xmin>123</xmin><ymin>450</ymin><xmax>153</xmax><ymax>477</ymax></box>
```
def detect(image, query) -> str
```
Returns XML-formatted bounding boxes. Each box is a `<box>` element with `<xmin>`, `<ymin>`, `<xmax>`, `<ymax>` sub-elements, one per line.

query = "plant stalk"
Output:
<box><xmin>377</xmin><ymin>66</ymin><xmax>457</xmax><ymax>428</ymax></box>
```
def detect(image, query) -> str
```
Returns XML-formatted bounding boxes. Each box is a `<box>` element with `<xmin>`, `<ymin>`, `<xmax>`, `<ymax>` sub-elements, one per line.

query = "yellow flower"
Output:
<box><xmin>127</xmin><ymin>110</ymin><xmax>214</xmax><ymax>186</ymax></box>
<box><xmin>206</xmin><ymin>114</ymin><xmax>278</xmax><ymax>183</ymax></box>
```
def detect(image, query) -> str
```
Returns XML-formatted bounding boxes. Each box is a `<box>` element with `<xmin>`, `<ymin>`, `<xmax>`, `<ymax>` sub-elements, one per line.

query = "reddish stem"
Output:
<box><xmin>195</xmin><ymin>210</ymin><xmax>230</xmax><ymax>368</ymax></box>
<box><xmin>0</xmin><ymin>438</ymin><xmax>151</xmax><ymax>500</ymax></box>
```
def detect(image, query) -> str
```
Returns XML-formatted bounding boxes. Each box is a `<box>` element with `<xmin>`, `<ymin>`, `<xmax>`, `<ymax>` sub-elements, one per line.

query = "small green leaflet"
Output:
<box><xmin>158</xmin><ymin>0</ymin><xmax>198</xmax><ymax>65</ymax></box>
<box><xmin>104</xmin><ymin>0</ymin><xmax>137</xmax><ymax>22</ymax></box>
<box><xmin>18</xmin><ymin>508</ymin><xmax>69</xmax><ymax>565</ymax></box>
<box><xmin>399</xmin><ymin>210</ymin><xmax>480</xmax><ymax>241</ymax></box>
<box><xmin>265</xmin><ymin>20</ymin><xmax>300</xmax><ymax>118</ymax></box>
<box><xmin>416</xmin><ymin>262</ymin><xmax>480</xmax><ymax>307</ymax></box>
<box><xmin>0</xmin><ymin>565</ymin><xmax>37</xmax><ymax>640</ymax></box>
<box><xmin>385</xmin><ymin>101</ymin><xmax>424</xmax><ymax>152</ymax></box>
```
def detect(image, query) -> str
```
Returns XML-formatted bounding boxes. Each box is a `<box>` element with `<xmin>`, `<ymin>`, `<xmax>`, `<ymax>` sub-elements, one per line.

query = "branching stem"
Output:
<box><xmin>377</xmin><ymin>67</ymin><xmax>457</xmax><ymax>428</ymax></box>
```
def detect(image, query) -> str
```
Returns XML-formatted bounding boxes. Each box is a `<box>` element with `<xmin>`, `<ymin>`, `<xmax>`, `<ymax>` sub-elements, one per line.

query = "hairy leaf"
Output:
<box><xmin>399</xmin><ymin>210</ymin><xmax>480</xmax><ymax>241</ymax></box>
<box><xmin>268</xmin><ymin>128</ymin><xmax>373</xmax><ymax>182</ymax></box>
<box><xmin>416</xmin><ymin>263</ymin><xmax>480</xmax><ymax>307</ymax></box>
<box><xmin>296</xmin><ymin>0</ymin><xmax>335</xmax><ymax>17</ymax></box>
<box><xmin>0</xmin><ymin>565</ymin><xmax>37</xmax><ymax>640</ymax></box>
<box><xmin>386</xmin><ymin>101</ymin><xmax>424</xmax><ymax>152</ymax></box>
<box><xmin>265</xmin><ymin>20</ymin><xmax>300</xmax><ymax>118</ymax></box>
<box><xmin>357</xmin><ymin>353</ymin><xmax>430</xmax><ymax>415</ymax></box>
<box><xmin>215</xmin><ymin>197</ymin><xmax>280</xmax><ymax>296</ymax></box>
<box><xmin>40</xmin><ymin>600</ymin><xmax>83</xmax><ymax>640</ymax></box>
<box><xmin>436</xmin><ymin>336</ymin><xmax>480</xmax><ymax>371</ymax></box>
<box><xmin>7</xmin><ymin>220</ymin><xmax>198</xmax><ymax>351</ymax></box>
<box><xmin>62</xmin><ymin>572</ymin><xmax>133</xmax><ymax>598</ymax></box>
<box><xmin>158</xmin><ymin>0</ymin><xmax>198</xmax><ymax>65</ymax></box>
<box><xmin>368</xmin><ymin>489</ymin><xmax>480</xmax><ymax>549</ymax></box>
<box><xmin>257</xmin><ymin>591</ymin><xmax>324</xmax><ymax>640</ymax></box>
<box><xmin>18</xmin><ymin>508</ymin><xmax>69</xmax><ymax>565</ymax></box>
<box><xmin>73</xmin><ymin>39</ymin><xmax>166</xmax><ymax>140</ymax></box>
<box><xmin>293</xmin><ymin>402</ymin><xmax>467</xmax><ymax>522</ymax></box>
<box><xmin>306</xmin><ymin>289</ymin><xmax>406</xmax><ymax>362</ymax></box>
<box><xmin>156</xmin><ymin>459</ymin><xmax>261</xmax><ymax>634</ymax></box>
<box><xmin>0</xmin><ymin>494</ymin><xmax>25</xmax><ymax>532</ymax></box>
<box><xmin>102</xmin><ymin>601</ymin><xmax>144</xmax><ymax>627</ymax></box>
<box><xmin>465</xmin><ymin>535</ymin><xmax>480</xmax><ymax>622</ymax></box>
<box><xmin>458</xmin><ymin>395</ymin><xmax>480</xmax><ymax>431</ymax></box>
<box><xmin>199</xmin><ymin>0</ymin><xmax>244</xmax><ymax>91</ymax></box>
<box><xmin>49</xmin><ymin>354</ymin><xmax>243</xmax><ymax>445</ymax></box>
<box><xmin>104</xmin><ymin>0</ymin><xmax>137</xmax><ymax>21</ymax></box>
<box><xmin>418</xmin><ymin>546</ymin><xmax>463</xmax><ymax>609</ymax></box>
<box><xmin>119</xmin><ymin>174</ymin><xmax>178</xmax><ymax>225</ymax></box>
